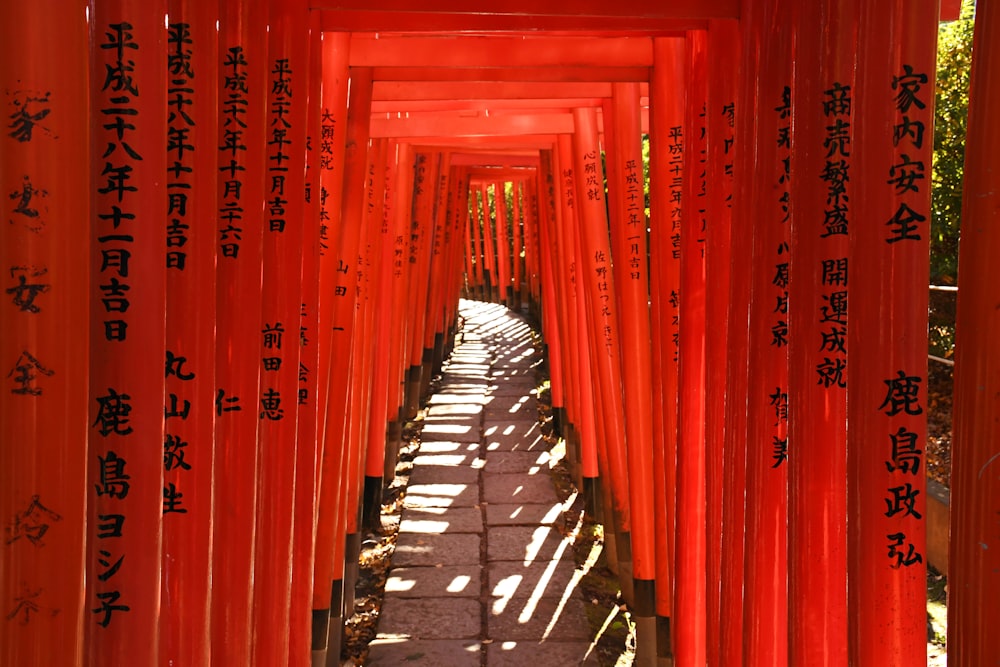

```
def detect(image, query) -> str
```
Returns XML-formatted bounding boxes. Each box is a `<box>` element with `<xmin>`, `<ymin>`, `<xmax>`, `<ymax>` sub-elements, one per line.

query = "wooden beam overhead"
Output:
<box><xmin>311</xmin><ymin>0</ymin><xmax>740</xmax><ymax>23</ymax></box>
<box><xmin>370</xmin><ymin>111</ymin><xmax>574</xmax><ymax>138</ymax></box>
<box><xmin>371</xmin><ymin>98</ymin><xmax>605</xmax><ymax>113</ymax></box>
<box><xmin>349</xmin><ymin>35</ymin><xmax>654</xmax><ymax>68</ymax></box>
<box><xmin>372</xmin><ymin>81</ymin><xmax>615</xmax><ymax>101</ymax></box>
<box><xmin>451</xmin><ymin>152</ymin><xmax>541</xmax><ymax>168</ymax></box>
<box><xmin>370</xmin><ymin>65</ymin><xmax>650</xmax><ymax>83</ymax></box>
<box><xmin>319</xmin><ymin>11</ymin><xmax>702</xmax><ymax>33</ymax></box>
<box><xmin>404</xmin><ymin>135</ymin><xmax>559</xmax><ymax>149</ymax></box>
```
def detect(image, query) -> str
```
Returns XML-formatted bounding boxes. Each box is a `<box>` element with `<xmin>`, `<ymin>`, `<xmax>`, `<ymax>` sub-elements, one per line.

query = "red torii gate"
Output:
<box><xmin>6</xmin><ymin>1</ymin><xmax>1000</xmax><ymax>666</ymax></box>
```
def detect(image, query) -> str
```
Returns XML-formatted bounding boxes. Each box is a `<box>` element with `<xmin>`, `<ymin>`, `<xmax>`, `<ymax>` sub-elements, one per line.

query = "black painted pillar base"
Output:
<box><xmin>361</xmin><ymin>474</ymin><xmax>383</xmax><ymax>534</ymax></box>
<box><xmin>405</xmin><ymin>364</ymin><xmax>421</xmax><ymax>419</ymax></box>
<box><xmin>325</xmin><ymin>579</ymin><xmax>343</xmax><ymax>667</ymax></box>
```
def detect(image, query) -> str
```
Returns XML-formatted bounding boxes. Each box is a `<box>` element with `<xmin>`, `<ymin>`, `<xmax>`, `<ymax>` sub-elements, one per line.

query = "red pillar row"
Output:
<box><xmin>1</xmin><ymin>6</ymin><xmax>986</xmax><ymax>665</ymax></box>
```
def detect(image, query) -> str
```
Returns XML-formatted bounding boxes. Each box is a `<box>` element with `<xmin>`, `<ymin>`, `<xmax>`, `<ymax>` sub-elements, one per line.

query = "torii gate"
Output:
<box><xmin>4</xmin><ymin>0</ymin><xmax>1000</xmax><ymax>666</ymax></box>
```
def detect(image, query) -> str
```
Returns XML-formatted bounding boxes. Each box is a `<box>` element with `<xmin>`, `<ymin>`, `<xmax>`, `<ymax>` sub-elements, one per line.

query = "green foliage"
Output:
<box><xmin>931</xmin><ymin>0</ymin><xmax>975</xmax><ymax>284</ymax></box>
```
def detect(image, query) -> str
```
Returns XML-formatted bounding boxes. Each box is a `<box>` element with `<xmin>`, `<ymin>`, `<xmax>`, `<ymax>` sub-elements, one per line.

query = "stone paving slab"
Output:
<box><xmin>385</xmin><ymin>565</ymin><xmax>481</xmax><ymax>598</ymax></box>
<box><xmin>393</xmin><ymin>532</ymin><xmax>481</xmax><ymax>567</ymax></box>
<box><xmin>485</xmin><ymin>640</ymin><xmax>599</xmax><ymax>666</ymax></box>
<box><xmin>403</xmin><ymin>482</ymin><xmax>480</xmax><ymax>508</ymax></box>
<box><xmin>416</xmin><ymin>440</ymin><xmax>482</xmax><ymax>455</ymax></box>
<box><xmin>408</xmin><ymin>463</ymin><xmax>480</xmax><ymax>486</ymax></box>
<box><xmin>376</xmin><ymin>597</ymin><xmax>482</xmax><ymax>639</ymax></box>
<box><xmin>485</xmin><ymin>399</ymin><xmax>537</xmax><ymax>420</ymax></box>
<box><xmin>427</xmin><ymin>392</ymin><xmax>489</xmax><ymax>405</ymax></box>
<box><xmin>483</xmin><ymin>450</ymin><xmax>551</xmax><ymax>474</ymax></box>
<box><xmin>487</xmin><ymin>559</ymin><xmax>580</xmax><ymax>599</ymax></box>
<box><xmin>485</xmin><ymin>502</ymin><xmax>564</xmax><ymax>527</ymax></box>
<box><xmin>487</xmin><ymin>525</ymin><xmax>572</xmax><ymax>563</ymax></box>
<box><xmin>483</xmin><ymin>472</ymin><xmax>560</xmax><ymax>505</ymax></box>
<box><xmin>367</xmin><ymin>639</ymin><xmax>482</xmax><ymax>667</ymax></box>
<box><xmin>486</xmin><ymin>377</ymin><xmax>539</xmax><ymax>395</ymax></box>
<box><xmin>418</xmin><ymin>420</ymin><xmax>481</xmax><ymax>442</ymax></box>
<box><xmin>487</xmin><ymin>597</ymin><xmax>593</xmax><ymax>641</ymax></box>
<box><xmin>426</xmin><ymin>403</ymin><xmax>484</xmax><ymax>417</ymax></box>
<box><xmin>438</xmin><ymin>373</ymin><xmax>491</xmax><ymax>386</ymax></box>
<box><xmin>483</xmin><ymin>421</ymin><xmax>545</xmax><ymax>452</ymax></box>
<box><xmin>400</xmin><ymin>505</ymin><xmax>484</xmax><ymax>534</ymax></box>
<box><xmin>411</xmin><ymin>452</ymin><xmax>483</xmax><ymax>468</ymax></box>
<box><xmin>483</xmin><ymin>391</ymin><xmax>536</xmax><ymax>410</ymax></box>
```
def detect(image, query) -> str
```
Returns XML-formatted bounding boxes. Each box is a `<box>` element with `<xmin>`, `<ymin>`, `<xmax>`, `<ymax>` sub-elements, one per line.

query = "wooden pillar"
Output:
<box><xmin>290</xmin><ymin>11</ymin><xmax>323</xmax><ymax>665</ymax></box>
<box><xmin>674</xmin><ymin>29</ymin><xmax>708</xmax><ymax>667</ymax></box>
<box><xmin>718</xmin><ymin>15</ymin><xmax>752</xmax><ymax>667</ymax></box>
<box><xmin>310</xmin><ymin>30</ymin><xmax>350</xmax><ymax>667</ymax></box>
<box><xmin>251</xmin><ymin>0</ymin><xmax>308</xmax><ymax>661</ymax></box>
<box><xmin>571</xmin><ymin>108</ymin><xmax>634</xmax><ymax>598</ymax></box>
<box><xmin>649</xmin><ymin>36</ymin><xmax>686</xmax><ymax>665</ymax></box>
<box><xmin>741</xmin><ymin>0</ymin><xmax>792</xmax><ymax>662</ymax></box>
<box><xmin>848</xmin><ymin>1</ymin><xmax>936</xmax><ymax>663</ymax></box>
<box><xmin>0</xmin><ymin>2</ymin><xmax>90</xmax><ymax>663</ymax></box>
<box><xmin>609</xmin><ymin>81</ymin><xmax>657</xmax><ymax>664</ymax></box>
<box><xmin>211</xmin><ymin>2</ymin><xmax>267</xmax><ymax>664</ymax></box>
<box><xmin>949</xmin><ymin>0</ymin><xmax>1000</xmax><ymax>661</ymax></box>
<box><xmin>85</xmin><ymin>2</ymin><xmax>168</xmax><ymax>663</ymax></box>
<box><xmin>787</xmin><ymin>0</ymin><xmax>857</xmax><ymax>662</ymax></box>
<box><xmin>160</xmin><ymin>5</ymin><xmax>218</xmax><ymax>665</ymax></box>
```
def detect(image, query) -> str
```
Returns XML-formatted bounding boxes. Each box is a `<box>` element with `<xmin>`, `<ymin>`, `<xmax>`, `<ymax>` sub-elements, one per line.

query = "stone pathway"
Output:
<box><xmin>367</xmin><ymin>300</ymin><xmax>600</xmax><ymax>666</ymax></box>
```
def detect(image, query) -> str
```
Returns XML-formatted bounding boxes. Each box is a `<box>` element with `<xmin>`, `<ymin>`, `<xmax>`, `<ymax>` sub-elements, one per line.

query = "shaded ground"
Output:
<box><xmin>926</xmin><ymin>360</ymin><xmax>953</xmax><ymax>488</ymax></box>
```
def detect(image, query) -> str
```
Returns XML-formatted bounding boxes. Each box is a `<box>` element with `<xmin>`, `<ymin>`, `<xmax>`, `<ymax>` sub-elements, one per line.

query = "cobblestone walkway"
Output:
<box><xmin>367</xmin><ymin>300</ymin><xmax>600</xmax><ymax>666</ymax></box>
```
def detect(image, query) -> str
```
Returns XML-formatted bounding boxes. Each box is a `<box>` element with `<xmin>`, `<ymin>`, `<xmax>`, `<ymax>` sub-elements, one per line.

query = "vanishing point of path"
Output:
<box><xmin>366</xmin><ymin>300</ymin><xmax>603</xmax><ymax>666</ymax></box>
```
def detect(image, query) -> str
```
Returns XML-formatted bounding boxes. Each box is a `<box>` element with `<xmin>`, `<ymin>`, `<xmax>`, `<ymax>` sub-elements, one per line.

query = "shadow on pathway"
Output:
<box><xmin>367</xmin><ymin>300</ymin><xmax>601</xmax><ymax>666</ymax></box>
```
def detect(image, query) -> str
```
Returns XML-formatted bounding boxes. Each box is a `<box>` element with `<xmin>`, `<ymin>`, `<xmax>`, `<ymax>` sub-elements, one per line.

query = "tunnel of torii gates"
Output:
<box><xmin>7</xmin><ymin>0</ymin><xmax>1000</xmax><ymax>665</ymax></box>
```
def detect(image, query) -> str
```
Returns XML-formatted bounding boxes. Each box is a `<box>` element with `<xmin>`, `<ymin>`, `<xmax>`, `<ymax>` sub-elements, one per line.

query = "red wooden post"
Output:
<box><xmin>443</xmin><ymin>168</ymin><xmax>470</xmax><ymax>345</ymax></box>
<box><xmin>86</xmin><ymin>2</ymin><xmax>167</xmax><ymax>662</ymax></box>
<box><xmin>464</xmin><ymin>188</ymin><xmax>478</xmax><ymax>298</ymax></box>
<box><xmin>787</xmin><ymin>0</ymin><xmax>857</xmax><ymax>662</ymax></box>
<box><xmin>310</xmin><ymin>30</ymin><xmax>350</xmax><ymax>665</ymax></box>
<box><xmin>384</xmin><ymin>142</ymin><xmax>417</xmax><ymax>480</ymax></box>
<box><xmin>251</xmin><ymin>0</ymin><xmax>308</xmax><ymax>662</ymax></box>
<box><xmin>717</xmin><ymin>16</ymin><xmax>753</xmax><ymax>667</ymax></box>
<box><xmin>160</xmin><ymin>5</ymin><xmax>218</xmax><ymax>665</ymax></box>
<box><xmin>494</xmin><ymin>180</ymin><xmax>512</xmax><ymax>305</ymax></box>
<box><xmin>403</xmin><ymin>151</ymin><xmax>437</xmax><ymax>418</ymax></box>
<box><xmin>511</xmin><ymin>179</ymin><xmax>524</xmax><ymax>309</ymax></box>
<box><xmin>849</xmin><ymin>1</ymin><xmax>936</xmax><ymax>663</ymax></box>
<box><xmin>571</xmin><ymin>107</ymin><xmax>635</xmax><ymax>597</ymax></box>
<box><xmin>0</xmin><ymin>3</ymin><xmax>90</xmax><ymax>663</ymax></box>
<box><xmin>649</xmin><ymin>36</ymin><xmax>686</xmax><ymax>662</ymax></box>
<box><xmin>362</xmin><ymin>137</ymin><xmax>394</xmax><ymax>533</ymax></box>
<box><xmin>481</xmin><ymin>182</ymin><xmax>498</xmax><ymax>303</ymax></box>
<box><xmin>741</xmin><ymin>0</ymin><xmax>792</xmax><ymax>662</ymax></box>
<box><xmin>673</xmin><ymin>27</ymin><xmax>707</xmax><ymax>664</ymax></box>
<box><xmin>609</xmin><ymin>80</ymin><xmax>657</xmax><ymax>662</ymax></box>
<box><xmin>290</xmin><ymin>12</ymin><xmax>323</xmax><ymax>665</ymax></box>
<box><xmin>470</xmin><ymin>182</ymin><xmax>485</xmax><ymax>299</ymax></box>
<box><xmin>422</xmin><ymin>157</ymin><xmax>454</xmax><ymax>393</ymax></box>
<box><xmin>343</xmin><ymin>137</ymin><xmax>384</xmax><ymax>611</ymax></box>
<box><xmin>212</xmin><ymin>3</ymin><xmax>267</xmax><ymax>663</ymax></box>
<box><xmin>674</xmin><ymin>28</ymin><xmax>708</xmax><ymax>666</ymax></box>
<box><xmin>950</xmin><ymin>0</ymin><xmax>1000</xmax><ymax>660</ymax></box>
<box><xmin>328</xmin><ymin>85</ymin><xmax>374</xmax><ymax>628</ymax></box>
<box><xmin>555</xmin><ymin>137</ymin><xmax>601</xmax><ymax>515</ymax></box>
<box><xmin>701</xmin><ymin>22</ymin><xmax>740</xmax><ymax>666</ymax></box>
<box><xmin>321</xmin><ymin>63</ymin><xmax>373</xmax><ymax>655</ymax></box>
<box><xmin>533</xmin><ymin>175</ymin><xmax>566</xmax><ymax>441</ymax></box>
<box><xmin>543</xmin><ymin>148</ymin><xmax>584</xmax><ymax>485</ymax></box>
